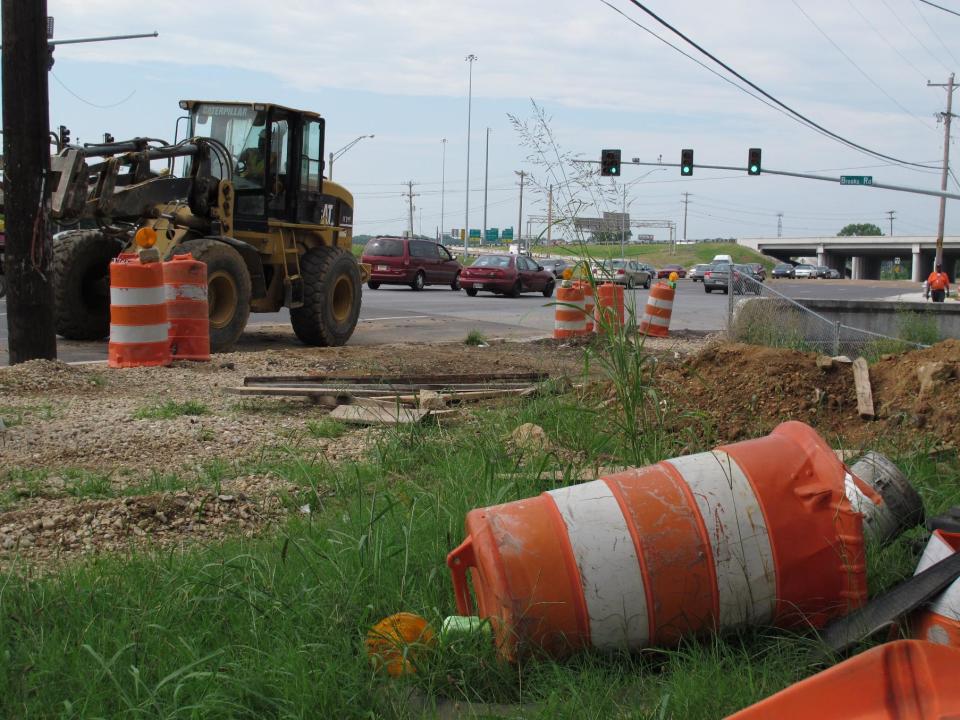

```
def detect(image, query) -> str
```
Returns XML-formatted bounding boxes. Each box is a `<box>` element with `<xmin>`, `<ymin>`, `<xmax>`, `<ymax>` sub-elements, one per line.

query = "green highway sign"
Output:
<box><xmin>469</xmin><ymin>228</ymin><xmax>481</xmax><ymax>239</ymax></box>
<box><xmin>840</xmin><ymin>175</ymin><xmax>874</xmax><ymax>186</ymax></box>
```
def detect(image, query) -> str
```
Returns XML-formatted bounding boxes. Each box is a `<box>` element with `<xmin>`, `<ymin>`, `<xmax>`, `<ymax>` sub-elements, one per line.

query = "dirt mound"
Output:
<box><xmin>0</xmin><ymin>490</ymin><xmax>290</xmax><ymax>567</ymax></box>
<box><xmin>0</xmin><ymin>359</ymin><xmax>104</xmax><ymax>393</ymax></box>
<box><xmin>658</xmin><ymin>340</ymin><xmax>960</xmax><ymax>447</ymax></box>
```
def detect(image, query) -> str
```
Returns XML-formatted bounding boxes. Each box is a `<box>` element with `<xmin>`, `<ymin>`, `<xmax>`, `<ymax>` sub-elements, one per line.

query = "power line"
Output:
<box><xmin>615</xmin><ymin>0</ymin><xmax>941</xmax><ymax>170</ymax></box>
<box><xmin>879</xmin><ymin>0</ymin><xmax>951</xmax><ymax>72</ymax></box>
<box><xmin>847</xmin><ymin>0</ymin><xmax>939</xmax><ymax>84</ymax></box>
<box><xmin>918</xmin><ymin>0</ymin><xmax>960</xmax><ymax>17</ymax></box>
<box><xmin>912</xmin><ymin>0</ymin><xmax>960</xmax><ymax>66</ymax></box>
<box><xmin>792</xmin><ymin>0</ymin><xmax>936</xmax><ymax>131</ymax></box>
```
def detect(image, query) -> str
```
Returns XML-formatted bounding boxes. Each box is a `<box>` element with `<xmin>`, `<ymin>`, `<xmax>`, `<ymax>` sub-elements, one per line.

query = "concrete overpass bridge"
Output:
<box><xmin>738</xmin><ymin>236</ymin><xmax>960</xmax><ymax>281</ymax></box>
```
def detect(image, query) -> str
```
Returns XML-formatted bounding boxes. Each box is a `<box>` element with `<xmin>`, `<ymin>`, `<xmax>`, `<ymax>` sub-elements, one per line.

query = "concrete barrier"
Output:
<box><xmin>791</xmin><ymin>298</ymin><xmax>960</xmax><ymax>339</ymax></box>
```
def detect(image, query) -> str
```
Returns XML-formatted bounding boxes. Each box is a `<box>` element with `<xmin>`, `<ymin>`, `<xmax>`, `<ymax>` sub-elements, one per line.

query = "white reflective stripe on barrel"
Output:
<box><xmin>667</xmin><ymin>450</ymin><xmax>776</xmax><ymax>627</ymax></box>
<box><xmin>914</xmin><ymin>532</ymin><xmax>960</xmax><ymax>620</ymax></box>
<box><xmin>554</xmin><ymin>320</ymin><xmax>585</xmax><ymax>331</ymax></box>
<box><xmin>110</xmin><ymin>286</ymin><xmax>166</xmax><ymax>307</ymax></box>
<box><xmin>164</xmin><ymin>284</ymin><xmax>207</xmax><ymax>301</ymax></box>
<box><xmin>109</xmin><ymin>323</ymin><xmax>169</xmax><ymax>344</ymax></box>
<box><xmin>641</xmin><ymin>314</ymin><xmax>670</xmax><ymax>327</ymax></box>
<box><xmin>548</xmin><ymin>480</ymin><xmax>649</xmax><ymax>650</ymax></box>
<box><xmin>646</xmin><ymin>297</ymin><xmax>673</xmax><ymax>310</ymax></box>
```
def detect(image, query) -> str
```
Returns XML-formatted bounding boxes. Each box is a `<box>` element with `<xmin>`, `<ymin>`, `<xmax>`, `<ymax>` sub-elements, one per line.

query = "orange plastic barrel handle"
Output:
<box><xmin>446</xmin><ymin>537</ymin><xmax>476</xmax><ymax>615</ymax></box>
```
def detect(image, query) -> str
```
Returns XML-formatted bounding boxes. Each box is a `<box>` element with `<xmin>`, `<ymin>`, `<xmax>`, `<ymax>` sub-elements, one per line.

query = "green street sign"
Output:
<box><xmin>840</xmin><ymin>175</ymin><xmax>874</xmax><ymax>186</ymax></box>
<box><xmin>502</xmin><ymin>227</ymin><xmax>513</xmax><ymax>240</ymax></box>
<box><xmin>485</xmin><ymin>228</ymin><xmax>499</xmax><ymax>243</ymax></box>
<box><xmin>469</xmin><ymin>228</ymin><xmax>481</xmax><ymax>239</ymax></box>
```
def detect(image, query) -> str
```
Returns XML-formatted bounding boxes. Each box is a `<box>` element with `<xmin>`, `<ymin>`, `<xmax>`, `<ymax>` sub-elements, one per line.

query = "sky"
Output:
<box><xmin>17</xmin><ymin>0</ymin><xmax>960</xmax><ymax>242</ymax></box>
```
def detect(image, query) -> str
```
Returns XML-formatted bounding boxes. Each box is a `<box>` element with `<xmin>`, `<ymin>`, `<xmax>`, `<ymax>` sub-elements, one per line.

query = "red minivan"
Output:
<box><xmin>362</xmin><ymin>236</ymin><xmax>463</xmax><ymax>291</ymax></box>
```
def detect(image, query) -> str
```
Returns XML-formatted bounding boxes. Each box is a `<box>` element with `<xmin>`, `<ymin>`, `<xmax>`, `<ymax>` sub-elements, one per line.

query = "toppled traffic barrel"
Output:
<box><xmin>446</xmin><ymin>421</ymin><xmax>922</xmax><ymax>659</ymax></box>
<box><xmin>726</xmin><ymin>640</ymin><xmax>960</xmax><ymax>719</ymax></box>
<box><xmin>909</xmin><ymin>530</ymin><xmax>960</xmax><ymax>647</ymax></box>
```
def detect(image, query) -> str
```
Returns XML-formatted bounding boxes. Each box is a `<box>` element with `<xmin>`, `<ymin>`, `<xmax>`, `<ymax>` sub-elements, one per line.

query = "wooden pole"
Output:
<box><xmin>2</xmin><ymin>0</ymin><xmax>57</xmax><ymax>363</ymax></box>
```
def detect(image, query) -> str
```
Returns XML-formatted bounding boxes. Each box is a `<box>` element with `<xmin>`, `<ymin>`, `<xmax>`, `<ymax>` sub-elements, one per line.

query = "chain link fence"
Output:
<box><xmin>725</xmin><ymin>269</ymin><xmax>929</xmax><ymax>359</ymax></box>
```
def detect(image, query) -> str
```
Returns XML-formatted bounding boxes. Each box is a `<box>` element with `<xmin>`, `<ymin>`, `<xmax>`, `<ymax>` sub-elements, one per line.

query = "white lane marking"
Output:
<box><xmin>548</xmin><ymin>480</ymin><xmax>649</xmax><ymax>650</ymax></box>
<box><xmin>667</xmin><ymin>450</ymin><xmax>776</xmax><ymax>628</ymax></box>
<box><xmin>359</xmin><ymin>315</ymin><xmax>432</xmax><ymax>322</ymax></box>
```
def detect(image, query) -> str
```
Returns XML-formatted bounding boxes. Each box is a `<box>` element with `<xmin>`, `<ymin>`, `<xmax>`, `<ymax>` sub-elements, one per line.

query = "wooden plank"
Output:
<box><xmin>224</xmin><ymin>386</ymin><xmax>356</xmax><ymax>407</ymax></box>
<box><xmin>370</xmin><ymin>388</ymin><xmax>532</xmax><ymax>404</ymax></box>
<box><xmin>227</xmin><ymin>385</ymin><xmax>412</xmax><ymax>399</ymax></box>
<box><xmin>245</xmin><ymin>382</ymin><xmax>532</xmax><ymax>392</ymax></box>
<box><xmin>329</xmin><ymin>404</ymin><xmax>431</xmax><ymax>426</ymax></box>
<box><xmin>852</xmin><ymin>357</ymin><xmax>875</xmax><ymax>420</ymax></box>
<box><xmin>243</xmin><ymin>371</ymin><xmax>548</xmax><ymax>387</ymax></box>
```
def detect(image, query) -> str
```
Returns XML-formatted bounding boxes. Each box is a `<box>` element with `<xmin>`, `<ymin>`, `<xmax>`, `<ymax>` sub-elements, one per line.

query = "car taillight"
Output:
<box><xmin>705</xmin><ymin>272</ymin><xmax>712</xmax><ymax>278</ymax></box>
<box><xmin>616</xmin><ymin>269</ymin><xmax>625</xmax><ymax>275</ymax></box>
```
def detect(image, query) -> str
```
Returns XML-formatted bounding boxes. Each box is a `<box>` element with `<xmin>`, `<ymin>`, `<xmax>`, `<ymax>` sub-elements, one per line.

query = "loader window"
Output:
<box><xmin>191</xmin><ymin>103</ymin><xmax>266</xmax><ymax>191</ymax></box>
<box><xmin>267</xmin><ymin>117</ymin><xmax>289</xmax><ymax>216</ymax></box>
<box><xmin>298</xmin><ymin>120</ymin><xmax>323</xmax><ymax>224</ymax></box>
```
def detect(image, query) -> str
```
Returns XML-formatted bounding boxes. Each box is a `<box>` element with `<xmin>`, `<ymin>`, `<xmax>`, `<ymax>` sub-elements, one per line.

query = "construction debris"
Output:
<box><xmin>329</xmin><ymin>404</ymin><xmax>434</xmax><ymax>426</ymax></box>
<box><xmin>852</xmin><ymin>357</ymin><xmax>875</xmax><ymax>420</ymax></box>
<box><xmin>505</xmin><ymin>423</ymin><xmax>552</xmax><ymax>459</ymax></box>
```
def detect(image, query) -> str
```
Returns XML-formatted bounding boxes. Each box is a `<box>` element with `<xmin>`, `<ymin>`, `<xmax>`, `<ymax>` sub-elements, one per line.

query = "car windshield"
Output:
<box><xmin>365</xmin><ymin>238</ymin><xmax>404</xmax><ymax>256</ymax></box>
<box><xmin>473</xmin><ymin>255</ymin><xmax>512</xmax><ymax>268</ymax></box>
<box><xmin>775</xmin><ymin>264</ymin><xmax>791</xmax><ymax>270</ymax></box>
<box><xmin>608</xmin><ymin>260</ymin><xmax>627</xmax><ymax>269</ymax></box>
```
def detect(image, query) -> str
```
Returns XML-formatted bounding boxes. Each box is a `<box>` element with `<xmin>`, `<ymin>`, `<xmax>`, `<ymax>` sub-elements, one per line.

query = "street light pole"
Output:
<box><xmin>483</xmin><ymin>127</ymin><xmax>490</xmax><ymax>244</ymax></box>
<box><xmin>464</xmin><ymin>53</ymin><xmax>477</xmax><ymax>261</ymax></box>
<box><xmin>328</xmin><ymin>134</ymin><xmax>374</xmax><ymax>181</ymax></box>
<box><xmin>441</xmin><ymin>138</ymin><xmax>447</xmax><ymax>242</ymax></box>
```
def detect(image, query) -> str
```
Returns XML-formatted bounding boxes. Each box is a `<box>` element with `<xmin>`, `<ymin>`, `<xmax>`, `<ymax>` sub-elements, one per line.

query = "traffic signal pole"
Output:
<box><xmin>2</xmin><ymin>0</ymin><xmax>57</xmax><ymax>363</ymax></box>
<box><xmin>603</xmin><ymin>159</ymin><xmax>960</xmax><ymax>201</ymax></box>
<box><xmin>929</xmin><ymin>73</ymin><xmax>955</xmax><ymax>268</ymax></box>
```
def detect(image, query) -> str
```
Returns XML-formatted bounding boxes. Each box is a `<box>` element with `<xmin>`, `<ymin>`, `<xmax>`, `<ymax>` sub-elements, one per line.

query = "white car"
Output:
<box><xmin>793</xmin><ymin>264</ymin><xmax>817</xmax><ymax>278</ymax></box>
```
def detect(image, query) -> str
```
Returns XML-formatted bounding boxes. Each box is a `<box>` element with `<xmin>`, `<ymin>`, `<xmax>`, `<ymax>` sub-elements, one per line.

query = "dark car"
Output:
<box><xmin>743</xmin><ymin>263</ymin><xmax>766</xmax><ymax>282</ymax></box>
<box><xmin>703</xmin><ymin>263</ymin><xmax>760</xmax><ymax>295</ymax></box>
<box><xmin>815</xmin><ymin>265</ymin><xmax>832</xmax><ymax>279</ymax></box>
<box><xmin>539</xmin><ymin>258</ymin><xmax>571</xmax><ymax>278</ymax></box>
<box><xmin>689</xmin><ymin>264</ymin><xmax>710</xmax><ymax>282</ymax></box>
<box><xmin>657</xmin><ymin>263</ymin><xmax>687</xmax><ymax>279</ymax></box>
<box><xmin>703</xmin><ymin>262</ymin><xmax>730</xmax><ymax>293</ymax></box>
<box><xmin>771</xmin><ymin>263</ymin><xmax>795</xmax><ymax>279</ymax></box>
<box><xmin>362</xmin><ymin>236</ymin><xmax>463</xmax><ymax>291</ymax></box>
<box><xmin>461</xmin><ymin>254</ymin><xmax>555</xmax><ymax>297</ymax></box>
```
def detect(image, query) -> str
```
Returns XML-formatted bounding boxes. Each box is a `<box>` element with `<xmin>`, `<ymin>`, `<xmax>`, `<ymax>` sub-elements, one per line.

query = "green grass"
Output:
<box><xmin>305</xmin><ymin>418</ymin><xmax>348</xmax><ymax>439</ymax></box>
<box><xmin>1</xmin><ymin>351</ymin><xmax>957</xmax><ymax>716</ymax></box>
<box><xmin>464</xmin><ymin>329</ymin><xmax>488</xmax><ymax>346</ymax></box>
<box><xmin>133</xmin><ymin>400</ymin><xmax>210</xmax><ymax>420</ymax></box>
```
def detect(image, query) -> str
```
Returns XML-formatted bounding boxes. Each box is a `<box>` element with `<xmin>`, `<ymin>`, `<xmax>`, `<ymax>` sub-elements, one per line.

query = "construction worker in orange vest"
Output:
<box><xmin>927</xmin><ymin>263</ymin><xmax>950</xmax><ymax>303</ymax></box>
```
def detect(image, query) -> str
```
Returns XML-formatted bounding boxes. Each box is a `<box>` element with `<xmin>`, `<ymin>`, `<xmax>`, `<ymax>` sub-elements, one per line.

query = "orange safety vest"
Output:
<box><xmin>928</xmin><ymin>271</ymin><xmax>950</xmax><ymax>291</ymax></box>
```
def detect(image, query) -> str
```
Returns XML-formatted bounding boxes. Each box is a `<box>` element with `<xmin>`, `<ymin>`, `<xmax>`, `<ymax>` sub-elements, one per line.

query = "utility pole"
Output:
<box><xmin>440</xmin><ymin>138</ymin><xmax>447</xmax><ymax>242</ymax></box>
<box><xmin>681</xmin><ymin>192</ymin><xmax>691</xmax><ymax>241</ymax></box>
<box><xmin>929</xmin><ymin>72</ymin><xmax>956</xmax><ymax>268</ymax></box>
<box><xmin>2</xmin><ymin>0</ymin><xmax>57</xmax><ymax>363</ymax></box>
<box><xmin>886</xmin><ymin>210</ymin><xmax>896</xmax><ymax>237</ymax></box>
<box><xmin>621</xmin><ymin>184</ymin><xmax>628</xmax><ymax>260</ymax></box>
<box><xmin>515</xmin><ymin>170</ymin><xmax>526</xmax><ymax>251</ymax></box>
<box><xmin>464</xmin><ymin>54</ymin><xmax>477</xmax><ymax>261</ymax></box>
<box><xmin>547</xmin><ymin>184</ymin><xmax>553</xmax><ymax>244</ymax></box>
<box><xmin>404</xmin><ymin>181</ymin><xmax>419</xmax><ymax>238</ymax></box>
<box><xmin>483</xmin><ymin>127</ymin><xmax>490</xmax><ymax>243</ymax></box>
<box><xmin>777</xmin><ymin>212</ymin><xmax>783</xmax><ymax>238</ymax></box>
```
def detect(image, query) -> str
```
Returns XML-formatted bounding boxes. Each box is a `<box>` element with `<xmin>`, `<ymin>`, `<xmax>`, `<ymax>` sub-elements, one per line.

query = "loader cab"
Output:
<box><xmin>180</xmin><ymin>100</ymin><xmax>328</xmax><ymax>233</ymax></box>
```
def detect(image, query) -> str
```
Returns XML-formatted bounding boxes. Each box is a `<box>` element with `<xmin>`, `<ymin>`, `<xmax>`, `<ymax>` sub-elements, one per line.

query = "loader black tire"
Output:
<box><xmin>290</xmin><ymin>246</ymin><xmax>361</xmax><ymax>347</ymax></box>
<box><xmin>53</xmin><ymin>230</ymin><xmax>124</xmax><ymax>340</ymax></box>
<box><xmin>174</xmin><ymin>238</ymin><xmax>251</xmax><ymax>352</ymax></box>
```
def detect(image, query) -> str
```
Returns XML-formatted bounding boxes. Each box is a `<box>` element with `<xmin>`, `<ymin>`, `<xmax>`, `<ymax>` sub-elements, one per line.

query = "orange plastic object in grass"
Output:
<box><xmin>365</xmin><ymin>612</ymin><xmax>436</xmax><ymax>677</ymax></box>
<box><xmin>726</xmin><ymin>640</ymin><xmax>960</xmax><ymax>719</ymax></box>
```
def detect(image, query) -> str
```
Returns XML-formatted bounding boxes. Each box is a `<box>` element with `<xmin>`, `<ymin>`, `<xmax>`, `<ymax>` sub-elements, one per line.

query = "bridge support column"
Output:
<box><xmin>911</xmin><ymin>243</ymin><xmax>923</xmax><ymax>282</ymax></box>
<box><xmin>816</xmin><ymin>244</ymin><xmax>826</xmax><ymax>267</ymax></box>
<box><xmin>851</xmin><ymin>256</ymin><xmax>864</xmax><ymax>280</ymax></box>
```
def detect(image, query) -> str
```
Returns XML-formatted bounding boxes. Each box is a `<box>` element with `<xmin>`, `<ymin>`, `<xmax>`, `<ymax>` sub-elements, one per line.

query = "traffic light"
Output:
<box><xmin>58</xmin><ymin>125</ymin><xmax>70</xmax><ymax>149</ymax></box>
<box><xmin>103</xmin><ymin>133</ymin><xmax>115</xmax><ymax>144</ymax></box>
<box><xmin>681</xmin><ymin>148</ymin><xmax>693</xmax><ymax>176</ymax></box>
<box><xmin>748</xmin><ymin>148</ymin><xmax>762</xmax><ymax>175</ymax></box>
<box><xmin>600</xmin><ymin>148</ymin><xmax>621</xmax><ymax>177</ymax></box>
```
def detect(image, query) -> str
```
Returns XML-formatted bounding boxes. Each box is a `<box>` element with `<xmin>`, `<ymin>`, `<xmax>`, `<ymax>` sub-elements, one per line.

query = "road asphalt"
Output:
<box><xmin>0</xmin><ymin>278</ymin><xmax>936</xmax><ymax>365</ymax></box>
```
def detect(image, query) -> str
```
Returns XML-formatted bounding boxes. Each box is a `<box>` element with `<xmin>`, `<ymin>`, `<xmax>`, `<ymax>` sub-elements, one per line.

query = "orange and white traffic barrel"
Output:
<box><xmin>108</xmin><ymin>253</ymin><xmax>171</xmax><ymax>368</ymax></box>
<box><xmin>554</xmin><ymin>284</ymin><xmax>585</xmax><ymax>340</ymax></box>
<box><xmin>574</xmin><ymin>281</ymin><xmax>595</xmax><ymax>334</ymax></box>
<box><xmin>727</xmin><ymin>640</ymin><xmax>960</xmax><ymax>719</ymax></box>
<box><xmin>163</xmin><ymin>252</ymin><xmax>210</xmax><ymax>361</ymax></box>
<box><xmin>639</xmin><ymin>282</ymin><xmax>675</xmax><ymax>337</ymax></box>
<box><xmin>910</xmin><ymin>530</ymin><xmax>960</xmax><ymax>647</ymax></box>
<box><xmin>594</xmin><ymin>282</ymin><xmax>624</xmax><ymax>331</ymax></box>
<box><xmin>447</xmin><ymin>421</ymin><xmax>921</xmax><ymax>660</ymax></box>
